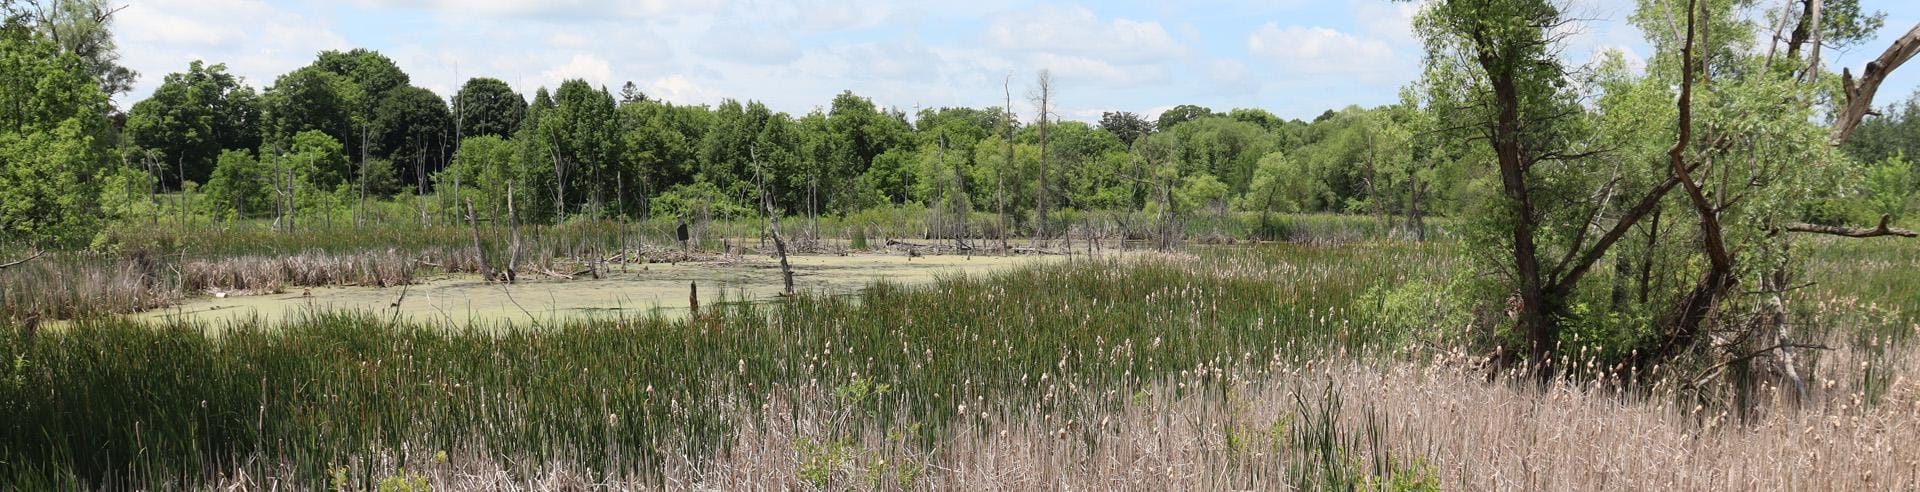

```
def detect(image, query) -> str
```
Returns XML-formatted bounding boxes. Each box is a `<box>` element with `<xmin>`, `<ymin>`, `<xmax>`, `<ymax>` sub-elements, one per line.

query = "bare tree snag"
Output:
<box><xmin>1831</xmin><ymin>22</ymin><xmax>1920</xmax><ymax>145</ymax></box>
<box><xmin>750</xmin><ymin>147</ymin><xmax>796</xmax><ymax>296</ymax></box>
<box><xmin>1000</xmin><ymin>75</ymin><xmax>1014</xmax><ymax>252</ymax></box>
<box><xmin>1031</xmin><ymin>70</ymin><xmax>1053</xmax><ymax>249</ymax></box>
<box><xmin>688</xmin><ymin>281</ymin><xmax>699</xmax><ymax>317</ymax></box>
<box><xmin>505</xmin><ymin>179</ymin><xmax>520</xmax><ymax>284</ymax></box>
<box><xmin>465</xmin><ymin>198</ymin><xmax>495</xmax><ymax>282</ymax></box>
<box><xmin>1787</xmin><ymin>214</ymin><xmax>1918</xmax><ymax>237</ymax></box>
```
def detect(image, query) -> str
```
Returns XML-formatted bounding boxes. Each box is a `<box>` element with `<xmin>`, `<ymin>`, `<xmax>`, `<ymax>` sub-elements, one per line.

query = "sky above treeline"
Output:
<box><xmin>112</xmin><ymin>0</ymin><xmax>1920</xmax><ymax>123</ymax></box>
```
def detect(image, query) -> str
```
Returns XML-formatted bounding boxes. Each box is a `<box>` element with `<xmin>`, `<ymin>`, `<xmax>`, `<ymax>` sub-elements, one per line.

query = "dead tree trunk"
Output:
<box><xmin>1000</xmin><ymin>76</ymin><xmax>1015</xmax><ymax>251</ymax></box>
<box><xmin>751</xmin><ymin>147</ymin><xmax>796</xmax><ymax>296</ymax></box>
<box><xmin>466</xmin><ymin>198</ymin><xmax>495</xmax><ymax>282</ymax></box>
<box><xmin>1032</xmin><ymin>70</ymin><xmax>1053</xmax><ymax>249</ymax></box>
<box><xmin>505</xmin><ymin>180</ymin><xmax>520</xmax><ymax>284</ymax></box>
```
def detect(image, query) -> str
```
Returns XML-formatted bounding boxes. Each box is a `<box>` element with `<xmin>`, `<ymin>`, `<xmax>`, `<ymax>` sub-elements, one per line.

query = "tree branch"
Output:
<box><xmin>1786</xmin><ymin>214</ymin><xmax>1918</xmax><ymax>238</ymax></box>
<box><xmin>0</xmin><ymin>250</ymin><xmax>43</xmax><ymax>271</ymax></box>
<box><xmin>1831</xmin><ymin>22</ymin><xmax>1920</xmax><ymax>145</ymax></box>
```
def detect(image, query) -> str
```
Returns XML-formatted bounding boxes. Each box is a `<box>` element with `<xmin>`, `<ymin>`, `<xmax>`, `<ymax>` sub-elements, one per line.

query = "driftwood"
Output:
<box><xmin>1009</xmin><ymin>247</ymin><xmax>1064</xmax><ymax>255</ymax></box>
<box><xmin>535</xmin><ymin>267</ymin><xmax>576</xmax><ymax>280</ymax></box>
<box><xmin>1785</xmin><ymin>214</ymin><xmax>1917</xmax><ymax>238</ymax></box>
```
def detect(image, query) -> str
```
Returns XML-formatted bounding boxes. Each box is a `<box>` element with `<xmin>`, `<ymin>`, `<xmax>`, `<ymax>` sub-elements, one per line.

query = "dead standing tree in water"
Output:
<box><xmin>750</xmin><ymin>147</ymin><xmax>796</xmax><ymax>296</ymax></box>
<box><xmin>1030</xmin><ymin>70</ymin><xmax>1054</xmax><ymax>249</ymax></box>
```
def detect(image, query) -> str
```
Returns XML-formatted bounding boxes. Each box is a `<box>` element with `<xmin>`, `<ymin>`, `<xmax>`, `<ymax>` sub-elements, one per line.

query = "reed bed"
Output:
<box><xmin>0</xmin><ymin>253</ymin><xmax>175</xmax><ymax>320</ymax></box>
<box><xmin>160</xmin><ymin>343</ymin><xmax>1920</xmax><ymax>491</ymax></box>
<box><xmin>1</xmin><ymin>238</ymin><xmax>1911</xmax><ymax>489</ymax></box>
<box><xmin>0</xmin><ymin>243</ymin><xmax>1449</xmax><ymax>488</ymax></box>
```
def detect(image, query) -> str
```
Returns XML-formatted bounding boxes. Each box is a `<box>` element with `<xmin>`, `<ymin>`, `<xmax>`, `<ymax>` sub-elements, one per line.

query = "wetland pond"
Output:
<box><xmin>135</xmin><ymin>253</ymin><xmax>1070</xmax><ymax>328</ymax></box>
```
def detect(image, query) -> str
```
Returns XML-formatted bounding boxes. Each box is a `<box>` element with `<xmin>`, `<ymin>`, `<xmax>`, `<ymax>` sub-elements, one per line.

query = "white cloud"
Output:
<box><xmin>1247</xmin><ymin>24</ymin><xmax>1405</xmax><ymax>80</ymax></box>
<box><xmin>547</xmin><ymin>32</ymin><xmax>592</xmax><ymax>49</ymax></box>
<box><xmin>1027</xmin><ymin>53</ymin><xmax>1168</xmax><ymax>89</ymax></box>
<box><xmin>696</xmin><ymin>26</ymin><xmax>802</xmax><ymax>65</ymax></box>
<box><xmin>985</xmin><ymin>5</ymin><xmax>1184</xmax><ymax>64</ymax></box>
<box><xmin>794</xmin><ymin>41</ymin><xmax>939</xmax><ymax>82</ymax></box>
<box><xmin>114</xmin><ymin>0</ymin><xmax>349</xmax><ymax>105</ymax></box>
<box><xmin>645</xmin><ymin>75</ymin><xmax>724</xmax><ymax>106</ymax></box>
<box><xmin>1206</xmin><ymin>58</ymin><xmax>1257</xmax><ymax>95</ymax></box>
<box><xmin>539</xmin><ymin>54</ymin><xmax>614</xmax><ymax>88</ymax></box>
<box><xmin>346</xmin><ymin>0</ymin><xmax>729</xmax><ymax>20</ymax></box>
<box><xmin>1354</xmin><ymin>0</ymin><xmax>1424</xmax><ymax>45</ymax></box>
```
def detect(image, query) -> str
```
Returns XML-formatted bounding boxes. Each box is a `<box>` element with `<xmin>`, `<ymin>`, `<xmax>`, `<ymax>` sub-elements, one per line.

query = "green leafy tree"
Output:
<box><xmin>1098</xmin><ymin>111</ymin><xmax>1153</xmax><ymax>146</ymax></box>
<box><xmin>443</xmin><ymin>135</ymin><xmax>521</xmax><ymax>220</ymax></box>
<box><xmin>454</xmin><ymin>77</ymin><xmax>525</xmax><ymax>139</ymax></box>
<box><xmin>369</xmin><ymin>85</ymin><xmax>453</xmax><ymax>190</ymax></box>
<box><xmin>620</xmin><ymin>99</ymin><xmax>707</xmax><ymax>218</ymax></box>
<box><xmin>539</xmin><ymin>80</ymin><xmax>622</xmax><ymax>217</ymax></box>
<box><xmin>263</xmin><ymin>66</ymin><xmax>355</xmax><ymax>150</ymax></box>
<box><xmin>287</xmin><ymin>130</ymin><xmax>350</xmax><ymax>190</ymax></box>
<box><xmin>125</xmin><ymin>60</ymin><xmax>263</xmax><ymax>187</ymax></box>
<box><xmin>0</xmin><ymin>18</ymin><xmax>115</xmax><ymax>245</ymax></box>
<box><xmin>5</xmin><ymin>0</ymin><xmax>135</xmax><ymax>99</ymax></box>
<box><xmin>1154</xmin><ymin>104</ymin><xmax>1213</xmax><ymax>131</ymax></box>
<box><xmin>202</xmin><ymin>149</ymin><xmax>270</xmax><ymax>220</ymax></box>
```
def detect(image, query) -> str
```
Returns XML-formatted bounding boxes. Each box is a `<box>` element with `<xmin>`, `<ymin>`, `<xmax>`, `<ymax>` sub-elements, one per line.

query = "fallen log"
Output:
<box><xmin>1786</xmin><ymin>214</ymin><xmax>1917</xmax><ymax>238</ymax></box>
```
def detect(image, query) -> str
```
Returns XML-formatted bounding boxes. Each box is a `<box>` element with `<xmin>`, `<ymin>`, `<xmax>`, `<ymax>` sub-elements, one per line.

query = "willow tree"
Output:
<box><xmin>1416</xmin><ymin>0</ymin><xmax>1686</xmax><ymax>376</ymax></box>
<box><xmin>1417</xmin><ymin>0</ymin><xmax>1920</xmax><ymax>381</ymax></box>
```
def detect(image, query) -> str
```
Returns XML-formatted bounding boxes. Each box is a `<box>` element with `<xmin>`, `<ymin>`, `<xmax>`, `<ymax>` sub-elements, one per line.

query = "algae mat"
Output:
<box><xmin>136</xmin><ymin>254</ymin><xmax>1065</xmax><ymax>328</ymax></box>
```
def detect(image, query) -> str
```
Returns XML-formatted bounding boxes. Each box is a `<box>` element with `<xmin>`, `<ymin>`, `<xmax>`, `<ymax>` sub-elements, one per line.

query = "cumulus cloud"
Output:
<box><xmin>1247</xmin><ymin>24</ymin><xmax>1406</xmax><ymax>80</ymax></box>
<box><xmin>645</xmin><ymin>75</ymin><xmax>724</xmax><ymax>106</ymax></box>
<box><xmin>540</xmin><ymin>54</ymin><xmax>614</xmax><ymax>88</ymax></box>
<box><xmin>115</xmin><ymin>0</ymin><xmax>349</xmax><ymax>103</ymax></box>
<box><xmin>1354</xmin><ymin>0</ymin><xmax>1425</xmax><ymax>45</ymax></box>
<box><xmin>985</xmin><ymin>5</ymin><xmax>1185</xmax><ymax>64</ymax></box>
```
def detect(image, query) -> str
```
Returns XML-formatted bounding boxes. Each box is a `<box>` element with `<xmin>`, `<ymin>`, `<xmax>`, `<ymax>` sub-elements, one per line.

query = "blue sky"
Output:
<box><xmin>112</xmin><ymin>0</ymin><xmax>1920</xmax><ymax>123</ymax></box>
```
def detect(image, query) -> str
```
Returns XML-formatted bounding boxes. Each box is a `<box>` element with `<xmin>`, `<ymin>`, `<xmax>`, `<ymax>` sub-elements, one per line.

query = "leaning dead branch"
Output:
<box><xmin>0</xmin><ymin>251</ymin><xmax>44</xmax><ymax>271</ymax></box>
<box><xmin>1831</xmin><ymin>21</ymin><xmax>1920</xmax><ymax>145</ymax></box>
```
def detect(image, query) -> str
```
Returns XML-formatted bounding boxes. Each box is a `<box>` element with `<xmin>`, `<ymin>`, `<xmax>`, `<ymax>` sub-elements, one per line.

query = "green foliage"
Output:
<box><xmin>288</xmin><ymin>130</ymin><xmax>350</xmax><ymax>189</ymax></box>
<box><xmin>454</xmin><ymin>77</ymin><xmax>525</xmax><ymax>139</ymax></box>
<box><xmin>650</xmin><ymin>181</ymin><xmax>751</xmax><ymax>222</ymax></box>
<box><xmin>369</xmin><ymin>85</ymin><xmax>453</xmax><ymax>184</ymax></box>
<box><xmin>0</xmin><ymin>21</ymin><xmax>114</xmax><ymax>246</ymax></box>
<box><xmin>264</xmin><ymin>66</ymin><xmax>355</xmax><ymax>148</ymax></box>
<box><xmin>1155</xmin><ymin>104</ymin><xmax>1213</xmax><ymax>130</ymax></box>
<box><xmin>1176</xmin><ymin>173</ymin><xmax>1229</xmax><ymax>217</ymax></box>
<box><xmin>203</xmin><ymin>149</ymin><xmax>270</xmax><ymax>220</ymax></box>
<box><xmin>124</xmin><ymin>60</ymin><xmax>262</xmax><ymax>187</ymax></box>
<box><xmin>1859</xmin><ymin>153</ymin><xmax>1917</xmax><ymax>223</ymax></box>
<box><xmin>1098</xmin><ymin>110</ymin><xmax>1153</xmax><ymax>146</ymax></box>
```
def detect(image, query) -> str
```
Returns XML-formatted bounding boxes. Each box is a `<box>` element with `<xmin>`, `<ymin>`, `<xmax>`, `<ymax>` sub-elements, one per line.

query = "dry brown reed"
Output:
<box><xmin>194</xmin><ymin>337</ymin><xmax>1917</xmax><ymax>491</ymax></box>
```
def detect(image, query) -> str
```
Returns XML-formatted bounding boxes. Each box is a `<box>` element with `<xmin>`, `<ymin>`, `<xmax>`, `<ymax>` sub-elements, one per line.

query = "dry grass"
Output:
<box><xmin>187</xmin><ymin>338</ymin><xmax>1917</xmax><ymax>491</ymax></box>
<box><xmin>181</xmin><ymin>250</ymin><xmax>420</xmax><ymax>293</ymax></box>
<box><xmin>0</xmin><ymin>254</ymin><xmax>175</xmax><ymax>320</ymax></box>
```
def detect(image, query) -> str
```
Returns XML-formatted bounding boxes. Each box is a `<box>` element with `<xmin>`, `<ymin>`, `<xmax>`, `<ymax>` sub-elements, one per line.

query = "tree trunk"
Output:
<box><xmin>466</xmin><ymin>198</ymin><xmax>494</xmax><ymax>282</ymax></box>
<box><xmin>1000</xmin><ymin>76</ymin><xmax>1014</xmax><ymax>251</ymax></box>
<box><xmin>1034</xmin><ymin>71</ymin><xmax>1052</xmax><ymax>249</ymax></box>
